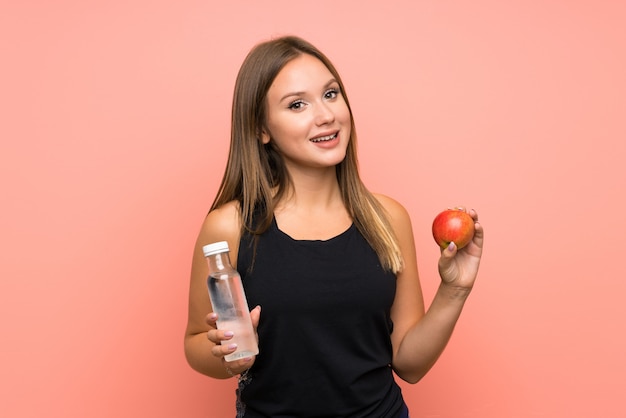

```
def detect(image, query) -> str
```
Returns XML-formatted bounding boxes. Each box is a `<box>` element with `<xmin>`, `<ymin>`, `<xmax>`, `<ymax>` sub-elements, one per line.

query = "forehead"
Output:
<box><xmin>268</xmin><ymin>54</ymin><xmax>335</xmax><ymax>96</ymax></box>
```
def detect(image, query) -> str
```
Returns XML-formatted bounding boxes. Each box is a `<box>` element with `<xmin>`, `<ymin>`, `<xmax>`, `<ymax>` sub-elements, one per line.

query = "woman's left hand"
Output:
<box><xmin>437</xmin><ymin>208</ymin><xmax>484</xmax><ymax>290</ymax></box>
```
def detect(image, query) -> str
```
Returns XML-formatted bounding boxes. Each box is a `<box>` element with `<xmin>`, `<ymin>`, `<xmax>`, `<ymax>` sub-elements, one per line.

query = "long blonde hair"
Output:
<box><xmin>211</xmin><ymin>36</ymin><xmax>403</xmax><ymax>273</ymax></box>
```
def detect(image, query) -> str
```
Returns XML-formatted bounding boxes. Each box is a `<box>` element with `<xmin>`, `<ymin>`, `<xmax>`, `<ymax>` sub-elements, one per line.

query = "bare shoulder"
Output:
<box><xmin>202</xmin><ymin>201</ymin><xmax>241</xmax><ymax>233</ymax></box>
<box><xmin>372</xmin><ymin>193</ymin><xmax>412</xmax><ymax>226</ymax></box>
<box><xmin>196</xmin><ymin>200</ymin><xmax>242</xmax><ymax>255</ymax></box>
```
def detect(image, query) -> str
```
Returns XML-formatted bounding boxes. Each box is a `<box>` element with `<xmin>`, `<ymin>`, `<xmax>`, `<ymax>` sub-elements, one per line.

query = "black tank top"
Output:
<box><xmin>235</xmin><ymin>217</ymin><xmax>405</xmax><ymax>418</ymax></box>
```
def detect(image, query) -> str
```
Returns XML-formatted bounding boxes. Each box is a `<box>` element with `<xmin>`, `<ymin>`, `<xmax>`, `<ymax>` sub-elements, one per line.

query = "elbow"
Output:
<box><xmin>183</xmin><ymin>338</ymin><xmax>200</xmax><ymax>372</ymax></box>
<box><xmin>397</xmin><ymin>372</ymin><xmax>424</xmax><ymax>385</ymax></box>
<box><xmin>404</xmin><ymin>376</ymin><xmax>422</xmax><ymax>385</ymax></box>
<box><xmin>394</xmin><ymin>366</ymin><xmax>426</xmax><ymax>385</ymax></box>
<box><xmin>184</xmin><ymin>335</ymin><xmax>208</xmax><ymax>376</ymax></box>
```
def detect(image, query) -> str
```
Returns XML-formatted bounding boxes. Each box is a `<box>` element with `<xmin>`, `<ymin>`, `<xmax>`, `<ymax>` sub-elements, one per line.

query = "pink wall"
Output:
<box><xmin>2</xmin><ymin>1</ymin><xmax>625</xmax><ymax>417</ymax></box>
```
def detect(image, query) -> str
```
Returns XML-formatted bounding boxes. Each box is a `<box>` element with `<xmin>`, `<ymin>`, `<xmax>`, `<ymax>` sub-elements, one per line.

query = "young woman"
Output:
<box><xmin>184</xmin><ymin>35</ymin><xmax>484</xmax><ymax>418</ymax></box>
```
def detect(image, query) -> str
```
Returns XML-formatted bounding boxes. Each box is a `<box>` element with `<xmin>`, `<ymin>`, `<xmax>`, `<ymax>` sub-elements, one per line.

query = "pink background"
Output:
<box><xmin>2</xmin><ymin>1</ymin><xmax>625</xmax><ymax>417</ymax></box>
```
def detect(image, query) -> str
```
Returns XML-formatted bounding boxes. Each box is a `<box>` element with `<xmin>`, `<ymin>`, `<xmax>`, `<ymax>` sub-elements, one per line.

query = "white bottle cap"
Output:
<box><xmin>202</xmin><ymin>241</ymin><xmax>230</xmax><ymax>257</ymax></box>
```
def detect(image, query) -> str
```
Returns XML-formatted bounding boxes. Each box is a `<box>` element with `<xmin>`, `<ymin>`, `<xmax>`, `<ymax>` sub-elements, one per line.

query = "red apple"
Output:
<box><xmin>432</xmin><ymin>209</ymin><xmax>475</xmax><ymax>249</ymax></box>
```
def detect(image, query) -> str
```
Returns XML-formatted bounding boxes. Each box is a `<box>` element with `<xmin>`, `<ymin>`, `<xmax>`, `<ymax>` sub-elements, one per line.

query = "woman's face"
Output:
<box><xmin>262</xmin><ymin>54</ymin><xmax>351</xmax><ymax>173</ymax></box>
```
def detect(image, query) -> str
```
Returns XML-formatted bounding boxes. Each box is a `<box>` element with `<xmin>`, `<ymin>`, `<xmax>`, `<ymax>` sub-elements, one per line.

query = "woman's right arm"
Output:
<box><xmin>183</xmin><ymin>201</ymin><xmax>254</xmax><ymax>379</ymax></box>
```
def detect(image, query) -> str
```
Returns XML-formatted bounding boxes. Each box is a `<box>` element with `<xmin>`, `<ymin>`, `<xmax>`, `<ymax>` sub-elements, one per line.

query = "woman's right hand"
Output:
<box><xmin>205</xmin><ymin>305</ymin><xmax>261</xmax><ymax>376</ymax></box>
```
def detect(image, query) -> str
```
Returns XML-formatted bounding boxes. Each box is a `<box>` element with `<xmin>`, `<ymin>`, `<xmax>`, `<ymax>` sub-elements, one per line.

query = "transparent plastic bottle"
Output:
<box><xmin>203</xmin><ymin>241</ymin><xmax>258</xmax><ymax>362</ymax></box>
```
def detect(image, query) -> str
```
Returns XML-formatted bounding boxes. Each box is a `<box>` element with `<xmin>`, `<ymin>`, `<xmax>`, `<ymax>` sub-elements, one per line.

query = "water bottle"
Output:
<box><xmin>203</xmin><ymin>241</ymin><xmax>258</xmax><ymax>362</ymax></box>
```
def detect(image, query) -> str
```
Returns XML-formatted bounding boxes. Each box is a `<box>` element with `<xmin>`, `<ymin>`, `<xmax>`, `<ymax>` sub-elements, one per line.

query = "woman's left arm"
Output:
<box><xmin>378</xmin><ymin>196</ymin><xmax>484</xmax><ymax>384</ymax></box>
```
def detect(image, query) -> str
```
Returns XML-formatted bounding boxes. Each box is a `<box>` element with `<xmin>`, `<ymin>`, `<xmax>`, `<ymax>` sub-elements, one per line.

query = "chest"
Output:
<box><xmin>239</xmin><ymin>224</ymin><xmax>397</xmax><ymax>316</ymax></box>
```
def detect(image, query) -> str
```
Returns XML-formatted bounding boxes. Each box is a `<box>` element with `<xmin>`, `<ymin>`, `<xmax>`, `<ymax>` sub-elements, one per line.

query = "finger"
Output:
<box><xmin>250</xmin><ymin>305</ymin><xmax>261</xmax><ymax>328</ymax></box>
<box><xmin>211</xmin><ymin>341</ymin><xmax>238</xmax><ymax>358</ymax></box>
<box><xmin>471</xmin><ymin>221</ymin><xmax>484</xmax><ymax>248</ymax></box>
<box><xmin>230</xmin><ymin>356</ymin><xmax>254</xmax><ymax>369</ymax></box>
<box><xmin>206</xmin><ymin>328</ymin><xmax>234</xmax><ymax>345</ymax></box>
<box><xmin>223</xmin><ymin>355</ymin><xmax>255</xmax><ymax>376</ymax></box>
<box><xmin>468</xmin><ymin>208</ymin><xmax>479</xmax><ymax>222</ymax></box>
<box><xmin>438</xmin><ymin>241</ymin><xmax>458</xmax><ymax>281</ymax></box>
<box><xmin>442</xmin><ymin>241</ymin><xmax>457</xmax><ymax>258</ymax></box>
<box><xmin>206</xmin><ymin>312</ymin><xmax>218</xmax><ymax>327</ymax></box>
<box><xmin>206</xmin><ymin>328</ymin><xmax>218</xmax><ymax>344</ymax></box>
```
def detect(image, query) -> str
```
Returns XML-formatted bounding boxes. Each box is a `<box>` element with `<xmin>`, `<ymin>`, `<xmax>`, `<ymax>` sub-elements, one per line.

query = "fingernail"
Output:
<box><xmin>448</xmin><ymin>241</ymin><xmax>456</xmax><ymax>251</ymax></box>
<box><xmin>227</xmin><ymin>343</ymin><xmax>237</xmax><ymax>350</ymax></box>
<box><xmin>224</xmin><ymin>331</ymin><xmax>234</xmax><ymax>338</ymax></box>
<box><xmin>209</xmin><ymin>313</ymin><xmax>217</xmax><ymax>320</ymax></box>
<box><xmin>243</xmin><ymin>357</ymin><xmax>252</xmax><ymax>362</ymax></box>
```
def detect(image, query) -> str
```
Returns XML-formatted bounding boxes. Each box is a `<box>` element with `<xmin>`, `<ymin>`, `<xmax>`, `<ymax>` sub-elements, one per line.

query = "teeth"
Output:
<box><xmin>311</xmin><ymin>133</ymin><xmax>337</xmax><ymax>143</ymax></box>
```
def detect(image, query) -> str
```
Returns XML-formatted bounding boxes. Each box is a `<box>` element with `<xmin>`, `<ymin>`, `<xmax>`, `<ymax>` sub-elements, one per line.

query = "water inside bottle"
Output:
<box><xmin>208</xmin><ymin>273</ymin><xmax>259</xmax><ymax>361</ymax></box>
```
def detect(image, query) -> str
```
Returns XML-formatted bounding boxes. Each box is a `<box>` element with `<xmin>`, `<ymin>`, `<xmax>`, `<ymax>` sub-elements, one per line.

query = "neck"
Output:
<box><xmin>273</xmin><ymin>166</ymin><xmax>352</xmax><ymax>240</ymax></box>
<box><xmin>277</xmin><ymin>166</ymin><xmax>343</xmax><ymax>213</ymax></box>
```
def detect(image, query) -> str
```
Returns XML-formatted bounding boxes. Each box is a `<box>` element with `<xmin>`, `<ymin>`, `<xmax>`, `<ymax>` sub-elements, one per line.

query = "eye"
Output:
<box><xmin>324</xmin><ymin>88</ymin><xmax>340</xmax><ymax>100</ymax></box>
<box><xmin>288</xmin><ymin>99</ymin><xmax>306</xmax><ymax>110</ymax></box>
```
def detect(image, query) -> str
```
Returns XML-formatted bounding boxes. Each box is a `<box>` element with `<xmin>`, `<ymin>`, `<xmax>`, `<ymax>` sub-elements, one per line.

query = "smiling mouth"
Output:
<box><xmin>310</xmin><ymin>133</ymin><xmax>338</xmax><ymax>143</ymax></box>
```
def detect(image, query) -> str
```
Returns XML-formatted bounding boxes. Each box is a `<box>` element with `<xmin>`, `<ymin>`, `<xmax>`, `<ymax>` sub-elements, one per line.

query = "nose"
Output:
<box><xmin>315</xmin><ymin>102</ymin><xmax>335</xmax><ymax>126</ymax></box>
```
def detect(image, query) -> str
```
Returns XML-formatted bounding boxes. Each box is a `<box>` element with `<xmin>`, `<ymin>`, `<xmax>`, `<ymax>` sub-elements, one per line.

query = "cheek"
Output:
<box><xmin>337</xmin><ymin>101</ymin><xmax>352</xmax><ymax>123</ymax></box>
<box><xmin>269</xmin><ymin>116</ymin><xmax>309</xmax><ymax>140</ymax></box>
<box><xmin>337</xmin><ymin>106</ymin><xmax>350</xmax><ymax>124</ymax></box>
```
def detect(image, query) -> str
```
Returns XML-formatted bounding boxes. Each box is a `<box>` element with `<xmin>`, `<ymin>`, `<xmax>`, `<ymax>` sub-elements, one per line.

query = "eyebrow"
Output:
<box><xmin>279</xmin><ymin>78</ymin><xmax>339</xmax><ymax>103</ymax></box>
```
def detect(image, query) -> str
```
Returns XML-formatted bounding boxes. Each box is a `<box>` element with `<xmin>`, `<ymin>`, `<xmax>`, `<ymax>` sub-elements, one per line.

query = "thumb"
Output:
<box><xmin>250</xmin><ymin>305</ymin><xmax>261</xmax><ymax>328</ymax></box>
<box><xmin>438</xmin><ymin>241</ymin><xmax>457</xmax><ymax>280</ymax></box>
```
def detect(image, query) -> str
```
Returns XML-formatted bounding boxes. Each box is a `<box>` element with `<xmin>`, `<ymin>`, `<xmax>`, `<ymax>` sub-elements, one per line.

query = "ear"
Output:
<box><xmin>260</xmin><ymin>128</ymin><xmax>271</xmax><ymax>144</ymax></box>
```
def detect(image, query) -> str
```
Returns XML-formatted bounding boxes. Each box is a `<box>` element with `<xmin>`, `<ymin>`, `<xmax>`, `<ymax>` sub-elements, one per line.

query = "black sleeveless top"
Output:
<box><xmin>236</xmin><ymin>217</ymin><xmax>404</xmax><ymax>418</ymax></box>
